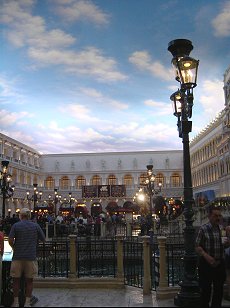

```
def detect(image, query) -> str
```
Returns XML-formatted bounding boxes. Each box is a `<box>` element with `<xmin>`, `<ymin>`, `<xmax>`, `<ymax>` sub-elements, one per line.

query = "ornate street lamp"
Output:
<box><xmin>27</xmin><ymin>183</ymin><xmax>42</xmax><ymax>212</ymax></box>
<box><xmin>134</xmin><ymin>165</ymin><xmax>162</xmax><ymax>215</ymax></box>
<box><xmin>0</xmin><ymin>160</ymin><xmax>15</xmax><ymax>218</ymax></box>
<box><xmin>62</xmin><ymin>192</ymin><xmax>75</xmax><ymax>206</ymax></box>
<box><xmin>144</xmin><ymin>165</ymin><xmax>162</xmax><ymax>216</ymax></box>
<box><xmin>60</xmin><ymin>192</ymin><xmax>76</xmax><ymax>217</ymax></box>
<box><xmin>168</xmin><ymin>39</ymin><xmax>200</xmax><ymax>306</ymax></box>
<box><xmin>48</xmin><ymin>188</ymin><xmax>60</xmax><ymax>216</ymax></box>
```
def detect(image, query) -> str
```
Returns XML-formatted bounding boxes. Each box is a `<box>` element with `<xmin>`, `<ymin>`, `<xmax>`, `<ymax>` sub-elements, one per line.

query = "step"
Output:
<box><xmin>34</xmin><ymin>277</ymin><xmax>125</xmax><ymax>289</ymax></box>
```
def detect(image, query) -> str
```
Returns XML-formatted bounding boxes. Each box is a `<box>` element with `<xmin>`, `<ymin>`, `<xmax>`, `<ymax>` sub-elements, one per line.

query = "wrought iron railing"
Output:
<box><xmin>37</xmin><ymin>240</ymin><xmax>69</xmax><ymax>278</ymax></box>
<box><xmin>2</xmin><ymin>235</ymin><xmax>185</xmax><ymax>305</ymax></box>
<box><xmin>123</xmin><ymin>236</ymin><xmax>143</xmax><ymax>288</ymax></box>
<box><xmin>76</xmin><ymin>237</ymin><xmax>117</xmax><ymax>277</ymax></box>
<box><xmin>36</xmin><ymin>237</ymin><xmax>184</xmax><ymax>289</ymax></box>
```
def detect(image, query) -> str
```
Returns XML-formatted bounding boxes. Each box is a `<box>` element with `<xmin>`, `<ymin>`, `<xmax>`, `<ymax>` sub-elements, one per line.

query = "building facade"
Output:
<box><xmin>0</xmin><ymin>133</ymin><xmax>183</xmax><ymax>215</ymax></box>
<box><xmin>190</xmin><ymin>65</ymin><xmax>230</xmax><ymax>205</ymax></box>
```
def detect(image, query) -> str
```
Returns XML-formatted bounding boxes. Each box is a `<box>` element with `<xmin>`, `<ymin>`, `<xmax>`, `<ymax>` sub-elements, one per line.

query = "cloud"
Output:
<box><xmin>0</xmin><ymin>109</ymin><xmax>30</xmax><ymax>127</ymax></box>
<box><xmin>54</xmin><ymin>0</ymin><xmax>110</xmax><ymax>25</ymax></box>
<box><xmin>79</xmin><ymin>87</ymin><xmax>128</xmax><ymax>110</ymax></box>
<box><xmin>58</xmin><ymin>103</ymin><xmax>100</xmax><ymax>122</ymax></box>
<box><xmin>0</xmin><ymin>1</ymin><xmax>126</xmax><ymax>82</ymax></box>
<box><xmin>212</xmin><ymin>2</ymin><xmax>230</xmax><ymax>37</ymax></box>
<box><xmin>129</xmin><ymin>51</ymin><xmax>173</xmax><ymax>81</ymax></box>
<box><xmin>199</xmin><ymin>79</ymin><xmax>225</xmax><ymax>117</ymax></box>
<box><xmin>34</xmin><ymin>120</ymin><xmax>181</xmax><ymax>154</ymax></box>
<box><xmin>144</xmin><ymin>99</ymin><xmax>172</xmax><ymax>116</ymax></box>
<box><xmin>0</xmin><ymin>75</ymin><xmax>28</xmax><ymax>105</ymax></box>
<box><xmin>0</xmin><ymin>1</ymin><xmax>76</xmax><ymax>48</ymax></box>
<box><xmin>0</xmin><ymin>129</ymin><xmax>35</xmax><ymax>146</ymax></box>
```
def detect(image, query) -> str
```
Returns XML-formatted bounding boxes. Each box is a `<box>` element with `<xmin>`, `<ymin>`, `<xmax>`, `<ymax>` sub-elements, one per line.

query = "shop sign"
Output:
<box><xmin>82</xmin><ymin>185</ymin><xmax>97</xmax><ymax>198</ymax></box>
<box><xmin>82</xmin><ymin>185</ymin><xmax>126</xmax><ymax>198</ymax></box>
<box><xmin>98</xmin><ymin>185</ymin><xmax>110</xmax><ymax>197</ymax></box>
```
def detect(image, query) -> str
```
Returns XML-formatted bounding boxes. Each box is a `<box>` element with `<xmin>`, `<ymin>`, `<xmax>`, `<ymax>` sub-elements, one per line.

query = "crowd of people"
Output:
<box><xmin>0</xmin><ymin>211</ymin><xmax>128</xmax><ymax>238</ymax></box>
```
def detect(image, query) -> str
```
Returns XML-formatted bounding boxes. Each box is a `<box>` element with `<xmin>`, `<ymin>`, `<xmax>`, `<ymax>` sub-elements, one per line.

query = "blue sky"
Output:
<box><xmin>0</xmin><ymin>0</ymin><xmax>229</xmax><ymax>154</ymax></box>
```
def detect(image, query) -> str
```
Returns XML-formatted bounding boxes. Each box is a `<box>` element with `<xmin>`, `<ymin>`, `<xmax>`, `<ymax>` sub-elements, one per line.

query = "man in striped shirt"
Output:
<box><xmin>196</xmin><ymin>204</ymin><xmax>230</xmax><ymax>308</ymax></box>
<box><xmin>8</xmin><ymin>208</ymin><xmax>45</xmax><ymax>307</ymax></box>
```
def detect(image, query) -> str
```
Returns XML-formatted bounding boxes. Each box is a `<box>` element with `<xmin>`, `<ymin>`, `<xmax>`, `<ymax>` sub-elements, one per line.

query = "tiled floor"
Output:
<box><xmin>32</xmin><ymin>286</ymin><xmax>175</xmax><ymax>307</ymax></box>
<box><xmin>31</xmin><ymin>287</ymin><xmax>230</xmax><ymax>307</ymax></box>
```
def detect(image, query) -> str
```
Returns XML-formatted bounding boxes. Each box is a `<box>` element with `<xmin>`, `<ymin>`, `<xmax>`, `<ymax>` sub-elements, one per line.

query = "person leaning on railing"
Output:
<box><xmin>195</xmin><ymin>204</ymin><xmax>230</xmax><ymax>308</ymax></box>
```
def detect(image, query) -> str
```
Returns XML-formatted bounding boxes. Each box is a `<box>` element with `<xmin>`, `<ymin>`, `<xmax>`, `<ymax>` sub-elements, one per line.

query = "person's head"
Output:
<box><xmin>208</xmin><ymin>205</ymin><xmax>222</xmax><ymax>226</ymax></box>
<box><xmin>20</xmin><ymin>208</ymin><xmax>31</xmax><ymax>220</ymax></box>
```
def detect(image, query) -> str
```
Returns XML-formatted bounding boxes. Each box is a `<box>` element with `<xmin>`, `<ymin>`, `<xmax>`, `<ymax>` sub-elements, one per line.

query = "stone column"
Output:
<box><xmin>69</xmin><ymin>235</ymin><xmax>77</xmax><ymax>278</ymax></box>
<box><xmin>156</xmin><ymin>236</ymin><xmax>180</xmax><ymax>299</ymax></box>
<box><xmin>126</xmin><ymin>222</ymin><xmax>132</xmax><ymax>237</ymax></box>
<box><xmin>157</xmin><ymin>236</ymin><xmax>167</xmax><ymax>288</ymax></box>
<box><xmin>142</xmin><ymin>236</ymin><xmax>151</xmax><ymax>295</ymax></box>
<box><xmin>101</xmin><ymin>222</ymin><xmax>106</xmax><ymax>237</ymax></box>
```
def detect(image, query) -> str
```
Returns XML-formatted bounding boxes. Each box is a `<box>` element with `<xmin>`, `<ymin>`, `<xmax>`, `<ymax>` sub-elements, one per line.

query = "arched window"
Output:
<box><xmin>76</xmin><ymin>176</ymin><xmax>86</xmax><ymax>189</ymax></box>
<box><xmin>123</xmin><ymin>174</ymin><xmax>133</xmax><ymax>186</ymax></box>
<box><xmin>26</xmin><ymin>174</ymin><xmax>31</xmax><ymax>186</ymax></box>
<box><xmin>91</xmin><ymin>175</ymin><xmax>101</xmax><ymax>185</ymax></box>
<box><xmin>171</xmin><ymin>173</ymin><xmax>181</xmax><ymax>187</ymax></box>
<box><xmin>20</xmin><ymin>171</ymin><xmax>25</xmax><ymax>185</ymax></box>
<box><xmin>139</xmin><ymin>173</ymin><xmax>147</xmax><ymax>185</ymax></box>
<box><xmin>60</xmin><ymin>176</ymin><xmax>70</xmax><ymax>189</ymax></box>
<box><xmin>13</xmin><ymin>149</ymin><xmax>19</xmax><ymax>161</ymax></box>
<box><xmin>33</xmin><ymin>176</ymin><xmax>38</xmax><ymax>185</ymax></box>
<box><xmin>45</xmin><ymin>176</ymin><xmax>55</xmax><ymax>189</ymax></box>
<box><xmin>155</xmin><ymin>173</ymin><xmax>164</xmax><ymax>187</ymax></box>
<box><xmin>107</xmin><ymin>174</ymin><xmax>117</xmax><ymax>185</ymax></box>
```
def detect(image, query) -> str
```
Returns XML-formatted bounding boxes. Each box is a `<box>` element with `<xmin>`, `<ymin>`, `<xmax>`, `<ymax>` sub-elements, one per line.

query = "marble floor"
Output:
<box><xmin>32</xmin><ymin>286</ymin><xmax>175</xmax><ymax>307</ymax></box>
<box><xmin>31</xmin><ymin>287</ymin><xmax>230</xmax><ymax>307</ymax></box>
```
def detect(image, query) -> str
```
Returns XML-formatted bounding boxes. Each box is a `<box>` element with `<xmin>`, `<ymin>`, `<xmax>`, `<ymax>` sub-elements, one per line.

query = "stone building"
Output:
<box><xmin>0</xmin><ymin>133</ymin><xmax>183</xmax><ymax>215</ymax></box>
<box><xmin>190</xmin><ymin>65</ymin><xmax>230</xmax><ymax>206</ymax></box>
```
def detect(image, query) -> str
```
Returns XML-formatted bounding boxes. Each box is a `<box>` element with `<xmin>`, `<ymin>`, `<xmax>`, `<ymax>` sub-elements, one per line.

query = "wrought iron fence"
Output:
<box><xmin>76</xmin><ymin>237</ymin><xmax>117</xmax><ymax>277</ymax></box>
<box><xmin>166</xmin><ymin>242</ymin><xmax>184</xmax><ymax>286</ymax></box>
<box><xmin>123</xmin><ymin>237</ymin><xmax>143</xmax><ymax>288</ymax></box>
<box><xmin>2</xmin><ymin>235</ymin><xmax>184</xmax><ymax>301</ymax></box>
<box><xmin>37</xmin><ymin>240</ymin><xmax>69</xmax><ymax>278</ymax></box>
<box><xmin>35</xmin><ymin>236</ymin><xmax>184</xmax><ymax>288</ymax></box>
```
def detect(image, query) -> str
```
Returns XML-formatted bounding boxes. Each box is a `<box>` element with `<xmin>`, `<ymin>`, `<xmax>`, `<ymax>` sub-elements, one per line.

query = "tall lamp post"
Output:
<box><xmin>144</xmin><ymin>165</ymin><xmax>162</xmax><ymax>216</ymax></box>
<box><xmin>27</xmin><ymin>183</ymin><xmax>42</xmax><ymax>212</ymax></box>
<box><xmin>48</xmin><ymin>188</ymin><xmax>60</xmax><ymax>216</ymax></box>
<box><xmin>134</xmin><ymin>165</ymin><xmax>162</xmax><ymax>216</ymax></box>
<box><xmin>168</xmin><ymin>39</ymin><xmax>200</xmax><ymax>306</ymax></box>
<box><xmin>63</xmin><ymin>192</ymin><xmax>75</xmax><ymax>206</ymax></box>
<box><xmin>0</xmin><ymin>160</ymin><xmax>15</xmax><ymax>218</ymax></box>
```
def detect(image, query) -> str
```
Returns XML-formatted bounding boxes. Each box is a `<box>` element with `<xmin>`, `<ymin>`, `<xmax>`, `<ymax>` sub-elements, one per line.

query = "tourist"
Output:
<box><xmin>8</xmin><ymin>208</ymin><xmax>46</xmax><ymax>307</ymax></box>
<box><xmin>55</xmin><ymin>212</ymin><xmax>64</xmax><ymax>224</ymax></box>
<box><xmin>195</xmin><ymin>205</ymin><xmax>230</xmax><ymax>308</ymax></box>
